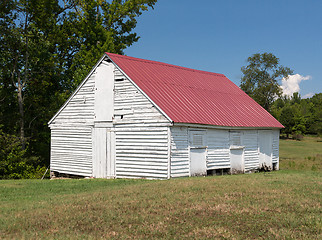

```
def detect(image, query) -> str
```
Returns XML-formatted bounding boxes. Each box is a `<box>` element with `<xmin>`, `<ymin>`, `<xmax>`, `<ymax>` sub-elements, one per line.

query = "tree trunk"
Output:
<box><xmin>17</xmin><ymin>73</ymin><xmax>25</xmax><ymax>149</ymax></box>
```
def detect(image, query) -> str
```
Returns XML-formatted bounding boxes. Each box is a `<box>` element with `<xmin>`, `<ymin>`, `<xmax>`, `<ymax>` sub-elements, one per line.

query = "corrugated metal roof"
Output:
<box><xmin>106</xmin><ymin>52</ymin><xmax>283</xmax><ymax>128</ymax></box>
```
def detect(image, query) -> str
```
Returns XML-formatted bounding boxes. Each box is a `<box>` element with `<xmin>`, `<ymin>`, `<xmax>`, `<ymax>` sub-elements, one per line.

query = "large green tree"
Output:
<box><xmin>0</xmin><ymin>0</ymin><xmax>157</xmax><ymax>176</ymax></box>
<box><xmin>240</xmin><ymin>53</ymin><xmax>293</xmax><ymax>111</ymax></box>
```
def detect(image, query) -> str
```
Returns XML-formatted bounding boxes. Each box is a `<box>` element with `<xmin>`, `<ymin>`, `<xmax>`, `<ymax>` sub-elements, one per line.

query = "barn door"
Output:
<box><xmin>229</xmin><ymin>131</ymin><xmax>244</xmax><ymax>173</ymax></box>
<box><xmin>190</xmin><ymin>148</ymin><xmax>207</xmax><ymax>176</ymax></box>
<box><xmin>189</xmin><ymin>130</ymin><xmax>207</xmax><ymax>176</ymax></box>
<box><xmin>93</xmin><ymin>128</ymin><xmax>115</xmax><ymax>178</ymax></box>
<box><xmin>230</xmin><ymin>149</ymin><xmax>244</xmax><ymax>174</ymax></box>
<box><xmin>258</xmin><ymin>130</ymin><xmax>272</xmax><ymax>170</ymax></box>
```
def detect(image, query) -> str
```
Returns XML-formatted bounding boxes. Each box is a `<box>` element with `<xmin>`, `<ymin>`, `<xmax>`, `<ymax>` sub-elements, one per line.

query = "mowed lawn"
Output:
<box><xmin>0</xmin><ymin>138</ymin><xmax>321</xmax><ymax>239</ymax></box>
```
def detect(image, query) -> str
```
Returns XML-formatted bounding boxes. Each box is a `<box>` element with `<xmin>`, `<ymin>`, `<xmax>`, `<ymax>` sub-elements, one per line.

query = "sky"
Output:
<box><xmin>124</xmin><ymin>0</ymin><xmax>322</xmax><ymax>98</ymax></box>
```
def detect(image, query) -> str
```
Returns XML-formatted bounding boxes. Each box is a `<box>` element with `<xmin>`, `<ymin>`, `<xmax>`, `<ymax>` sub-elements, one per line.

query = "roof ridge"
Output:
<box><xmin>106</xmin><ymin>52</ymin><xmax>226</xmax><ymax>77</ymax></box>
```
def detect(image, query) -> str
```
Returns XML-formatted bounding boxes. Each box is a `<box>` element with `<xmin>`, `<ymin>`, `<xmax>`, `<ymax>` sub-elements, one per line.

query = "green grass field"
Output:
<box><xmin>0</xmin><ymin>137</ymin><xmax>321</xmax><ymax>239</ymax></box>
<box><xmin>279</xmin><ymin>136</ymin><xmax>322</xmax><ymax>171</ymax></box>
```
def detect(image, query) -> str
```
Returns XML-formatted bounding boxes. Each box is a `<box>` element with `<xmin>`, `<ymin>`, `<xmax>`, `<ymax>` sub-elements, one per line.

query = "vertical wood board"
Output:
<box><xmin>94</xmin><ymin>61</ymin><xmax>114</xmax><ymax>121</ymax></box>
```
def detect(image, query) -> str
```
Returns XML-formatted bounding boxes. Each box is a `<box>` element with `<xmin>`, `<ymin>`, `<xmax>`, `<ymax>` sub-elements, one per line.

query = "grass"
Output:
<box><xmin>1</xmin><ymin>173</ymin><xmax>321</xmax><ymax>239</ymax></box>
<box><xmin>0</xmin><ymin>136</ymin><xmax>321</xmax><ymax>239</ymax></box>
<box><xmin>279</xmin><ymin>135</ymin><xmax>322</xmax><ymax>171</ymax></box>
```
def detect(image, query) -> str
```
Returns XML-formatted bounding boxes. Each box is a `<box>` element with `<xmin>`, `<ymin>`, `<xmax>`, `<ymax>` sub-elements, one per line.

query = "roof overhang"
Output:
<box><xmin>173</xmin><ymin>122</ymin><xmax>284</xmax><ymax>130</ymax></box>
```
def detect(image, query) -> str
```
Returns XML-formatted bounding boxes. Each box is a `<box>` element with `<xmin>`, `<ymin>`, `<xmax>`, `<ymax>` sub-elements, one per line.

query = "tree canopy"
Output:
<box><xmin>0</xmin><ymin>0</ymin><xmax>157</xmax><ymax>178</ymax></box>
<box><xmin>271</xmin><ymin>93</ymin><xmax>322</xmax><ymax>138</ymax></box>
<box><xmin>240</xmin><ymin>52</ymin><xmax>293</xmax><ymax>111</ymax></box>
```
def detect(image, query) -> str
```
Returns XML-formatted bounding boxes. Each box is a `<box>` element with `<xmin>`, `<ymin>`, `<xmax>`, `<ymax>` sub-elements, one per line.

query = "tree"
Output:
<box><xmin>279</xmin><ymin>106</ymin><xmax>295</xmax><ymax>138</ymax></box>
<box><xmin>65</xmin><ymin>0</ymin><xmax>158</xmax><ymax>85</ymax></box>
<box><xmin>0</xmin><ymin>0</ymin><xmax>157</xmax><ymax>177</ymax></box>
<box><xmin>308</xmin><ymin>93</ymin><xmax>322</xmax><ymax>136</ymax></box>
<box><xmin>240</xmin><ymin>53</ymin><xmax>293</xmax><ymax>111</ymax></box>
<box><xmin>272</xmin><ymin>92</ymin><xmax>322</xmax><ymax>138</ymax></box>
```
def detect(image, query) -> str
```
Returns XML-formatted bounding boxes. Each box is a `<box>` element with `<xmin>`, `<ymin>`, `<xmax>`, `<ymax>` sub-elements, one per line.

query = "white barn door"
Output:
<box><xmin>189</xmin><ymin>130</ymin><xmax>207</xmax><ymax>176</ymax></box>
<box><xmin>229</xmin><ymin>131</ymin><xmax>245</xmax><ymax>173</ymax></box>
<box><xmin>258</xmin><ymin>130</ymin><xmax>272</xmax><ymax>170</ymax></box>
<box><xmin>190</xmin><ymin>149</ymin><xmax>206</xmax><ymax>176</ymax></box>
<box><xmin>93</xmin><ymin>128</ymin><xmax>115</xmax><ymax>178</ymax></box>
<box><xmin>230</xmin><ymin>149</ymin><xmax>244</xmax><ymax>173</ymax></box>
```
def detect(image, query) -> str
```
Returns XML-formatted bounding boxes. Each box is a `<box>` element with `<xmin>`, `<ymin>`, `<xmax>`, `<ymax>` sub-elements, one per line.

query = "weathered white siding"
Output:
<box><xmin>53</xmin><ymin>75</ymin><xmax>95</xmax><ymax>124</ymax></box>
<box><xmin>242</xmin><ymin>130</ymin><xmax>260</xmax><ymax>172</ymax></box>
<box><xmin>113</xmin><ymin>68</ymin><xmax>170</xmax><ymax>179</ymax></box>
<box><xmin>229</xmin><ymin>131</ymin><xmax>242</xmax><ymax>147</ymax></box>
<box><xmin>272</xmin><ymin>129</ymin><xmax>280</xmax><ymax>167</ymax></box>
<box><xmin>207</xmin><ymin>129</ymin><xmax>230</xmax><ymax>169</ymax></box>
<box><xmin>50</xmin><ymin>70</ymin><xmax>95</xmax><ymax>175</ymax></box>
<box><xmin>170</xmin><ymin>127</ymin><xmax>190</xmax><ymax>177</ymax></box>
<box><xmin>170</xmin><ymin>127</ymin><xmax>280</xmax><ymax>175</ymax></box>
<box><xmin>50</xmin><ymin>126</ymin><xmax>92</xmax><ymax>176</ymax></box>
<box><xmin>50</xmin><ymin>60</ymin><xmax>112</xmax><ymax>177</ymax></box>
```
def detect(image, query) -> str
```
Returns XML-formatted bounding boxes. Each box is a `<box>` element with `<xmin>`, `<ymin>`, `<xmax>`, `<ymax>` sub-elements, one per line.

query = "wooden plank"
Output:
<box><xmin>113</xmin><ymin>67</ymin><xmax>170</xmax><ymax>179</ymax></box>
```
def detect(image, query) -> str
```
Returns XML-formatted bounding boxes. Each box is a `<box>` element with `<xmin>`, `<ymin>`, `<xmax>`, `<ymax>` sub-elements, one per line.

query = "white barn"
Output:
<box><xmin>48</xmin><ymin>53</ymin><xmax>283</xmax><ymax>179</ymax></box>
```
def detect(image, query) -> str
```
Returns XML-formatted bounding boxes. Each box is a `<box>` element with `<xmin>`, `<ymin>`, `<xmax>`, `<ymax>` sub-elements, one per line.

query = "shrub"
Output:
<box><xmin>292</xmin><ymin>133</ymin><xmax>304</xmax><ymax>141</ymax></box>
<box><xmin>0</xmin><ymin>129</ymin><xmax>46</xmax><ymax>179</ymax></box>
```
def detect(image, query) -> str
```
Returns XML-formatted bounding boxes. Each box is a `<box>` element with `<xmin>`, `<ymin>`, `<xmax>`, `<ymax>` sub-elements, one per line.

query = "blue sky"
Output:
<box><xmin>124</xmin><ymin>0</ymin><xmax>322</xmax><ymax>98</ymax></box>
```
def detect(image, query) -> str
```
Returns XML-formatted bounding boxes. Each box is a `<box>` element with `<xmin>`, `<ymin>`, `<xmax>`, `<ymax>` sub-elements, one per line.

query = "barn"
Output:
<box><xmin>48</xmin><ymin>52</ymin><xmax>283</xmax><ymax>179</ymax></box>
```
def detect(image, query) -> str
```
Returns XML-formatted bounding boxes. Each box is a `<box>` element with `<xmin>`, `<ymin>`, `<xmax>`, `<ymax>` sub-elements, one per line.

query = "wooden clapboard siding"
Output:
<box><xmin>229</xmin><ymin>131</ymin><xmax>241</xmax><ymax>146</ymax></box>
<box><xmin>53</xmin><ymin>74</ymin><xmax>95</xmax><ymax>124</ymax></box>
<box><xmin>113</xmin><ymin>68</ymin><xmax>170</xmax><ymax>179</ymax></box>
<box><xmin>170</xmin><ymin>127</ymin><xmax>190</xmax><ymax>177</ymax></box>
<box><xmin>272</xmin><ymin>129</ymin><xmax>280</xmax><ymax>164</ymax></box>
<box><xmin>49</xmin><ymin>60</ymin><xmax>112</xmax><ymax>176</ymax></box>
<box><xmin>242</xmin><ymin>130</ymin><xmax>260</xmax><ymax>172</ymax></box>
<box><xmin>207</xmin><ymin>129</ymin><xmax>231</xmax><ymax>169</ymax></box>
<box><xmin>50</xmin><ymin>126</ymin><xmax>92</xmax><ymax>176</ymax></box>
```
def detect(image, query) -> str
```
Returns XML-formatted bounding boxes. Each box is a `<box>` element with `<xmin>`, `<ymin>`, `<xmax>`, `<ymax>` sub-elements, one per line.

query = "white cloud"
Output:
<box><xmin>281</xmin><ymin>74</ymin><xmax>311</xmax><ymax>97</ymax></box>
<box><xmin>303</xmin><ymin>92</ymin><xmax>314</xmax><ymax>99</ymax></box>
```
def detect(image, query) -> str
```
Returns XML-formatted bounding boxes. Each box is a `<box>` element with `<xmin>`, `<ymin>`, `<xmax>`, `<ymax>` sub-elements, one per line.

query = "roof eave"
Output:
<box><xmin>173</xmin><ymin>122</ymin><xmax>284</xmax><ymax>130</ymax></box>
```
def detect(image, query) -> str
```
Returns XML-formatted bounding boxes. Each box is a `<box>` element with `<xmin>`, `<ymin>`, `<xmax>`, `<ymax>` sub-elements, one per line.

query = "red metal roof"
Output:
<box><xmin>106</xmin><ymin>52</ymin><xmax>283</xmax><ymax>128</ymax></box>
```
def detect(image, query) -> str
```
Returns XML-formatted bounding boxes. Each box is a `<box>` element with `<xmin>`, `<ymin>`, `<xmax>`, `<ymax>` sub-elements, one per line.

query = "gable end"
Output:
<box><xmin>48</xmin><ymin>55</ymin><xmax>108</xmax><ymax>125</ymax></box>
<box><xmin>106</xmin><ymin>53</ymin><xmax>173</xmax><ymax>123</ymax></box>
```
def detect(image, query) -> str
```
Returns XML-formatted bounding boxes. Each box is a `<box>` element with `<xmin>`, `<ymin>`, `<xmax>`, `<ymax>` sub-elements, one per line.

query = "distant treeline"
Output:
<box><xmin>271</xmin><ymin>93</ymin><xmax>322</xmax><ymax>139</ymax></box>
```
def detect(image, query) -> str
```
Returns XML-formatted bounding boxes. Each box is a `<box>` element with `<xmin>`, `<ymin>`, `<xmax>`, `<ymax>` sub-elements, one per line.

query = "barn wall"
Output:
<box><xmin>207</xmin><ymin>129</ymin><xmax>230</xmax><ymax>169</ymax></box>
<box><xmin>170</xmin><ymin>126</ymin><xmax>280</xmax><ymax>176</ymax></box>
<box><xmin>170</xmin><ymin>126</ymin><xmax>190</xmax><ymax>177</ymax></box>
<box><xmin>53</xmin><ymin>73</ymin><xmax>95</xmax><ymax>124</ymax></box>
<box><xmin>50</xmin><ymin>59</ymin><xmax>113</xmax><ymax>176</ymax></box>
<box><xmin>170</xmin><ymin>127</ymin><xmax>232</xmax><ymax>177</ymax></box>
<box><xmin>242</xmin><ymin>130</ymin><xmax>260</xmax><ymax>172</ymax></box>
<box><xmin>113</xmin><ymin>68</ymin><xmax>171</xmax><ymax>179</ymax></box>
<box><xmin>50</xmin><ymin>126</ymin><xmax>92</xmax><ymax>176</ymax></box>
<box><xmin>272</xmin><ymin>129</ymin><xmax>280</xmax><ymax>169</ymax></box>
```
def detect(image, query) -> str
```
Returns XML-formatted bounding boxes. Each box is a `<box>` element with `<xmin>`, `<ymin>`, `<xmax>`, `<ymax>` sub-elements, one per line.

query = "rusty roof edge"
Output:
<box><xmin>106</xmin><ymin>53</ymin><xmax>173</xmax><ymax>124</ymax></box>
